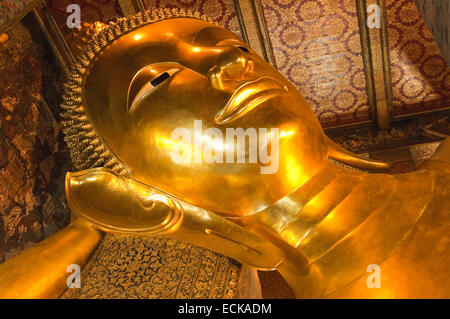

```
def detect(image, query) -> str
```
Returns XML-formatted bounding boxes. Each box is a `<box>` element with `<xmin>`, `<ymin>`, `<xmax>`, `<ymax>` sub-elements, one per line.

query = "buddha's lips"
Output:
<box><xmin>214</xmin><ymin>77</ymin><xmax>288</xmax><ymax>124</ymax></box>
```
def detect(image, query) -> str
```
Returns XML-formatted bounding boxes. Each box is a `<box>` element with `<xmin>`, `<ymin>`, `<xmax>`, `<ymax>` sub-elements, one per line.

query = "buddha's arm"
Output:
<box><xmin>65</xmin><ymin>168</ymin><xmax>302</xmax><ymax>271</ymax></box>
<box><xmin>0</xmin><ymin>219</ymin><xmax>103</xmax><ymax>298</ymax></box>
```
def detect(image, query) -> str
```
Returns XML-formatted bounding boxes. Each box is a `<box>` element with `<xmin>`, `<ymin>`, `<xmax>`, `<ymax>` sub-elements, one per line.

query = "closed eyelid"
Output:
<box><xmin>127</xmin><ymin>64</ymin><xmax>182</xmax><ymax>112</ymax></box>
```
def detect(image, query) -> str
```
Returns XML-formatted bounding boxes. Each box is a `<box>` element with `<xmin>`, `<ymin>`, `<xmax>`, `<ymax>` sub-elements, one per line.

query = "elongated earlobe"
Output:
<box><xmin>326</xmin><ymin>137</ymin><xmax>391</xmax><ymax>170</ymax></box>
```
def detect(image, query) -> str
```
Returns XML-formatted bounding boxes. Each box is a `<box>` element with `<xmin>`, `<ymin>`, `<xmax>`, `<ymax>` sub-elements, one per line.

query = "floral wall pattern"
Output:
<box><xmin>41</xmin><ymin>0</ymin><xmax>450</xmax><ymax>126</ymax></box>
<box><xmin>141</xmin><ymin>0</ymin><xmax>241</xmax><ymax>37</ymax></box>
<box><xmin>261</xmin><ymin>0</ymin><xmax>371</xmax><ymax>127</ymax></box>
<box><xmin>386</xmin><ymin>0</ymin><xmax>450</xmax><ymax>117</ymax></box>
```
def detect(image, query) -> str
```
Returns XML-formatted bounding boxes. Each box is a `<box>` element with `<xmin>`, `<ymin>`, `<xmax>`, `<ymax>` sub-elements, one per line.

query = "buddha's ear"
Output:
<box><xmin>65</xmin><ymin>168</ymin><xmax>182</xmax><ymax>234</ymax></box>
<box><xmin>326</xmin><ymin>137</ymin><xmax>391</xmax><ymax>171</ymax></box>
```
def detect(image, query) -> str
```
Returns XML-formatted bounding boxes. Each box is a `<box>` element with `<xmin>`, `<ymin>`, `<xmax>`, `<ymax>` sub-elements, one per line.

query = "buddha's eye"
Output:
<box><xmin>146</xmin><ymin>69</ymin><xmax>179</xmax><ymax>89</ymax></box>
<box><xmin>128</xmin><ymin>65</ymin><xmax>182</xmax><ymax>112</ymax></box>
<box><xmin>150</xmin><ymin>72</ymin><xmax>170</xmax><ymax>87</ymax></box>
<box><xmin>237</xmin><ymin>46</ymin><xmax>249</xmax><ymax>53</ymax></box>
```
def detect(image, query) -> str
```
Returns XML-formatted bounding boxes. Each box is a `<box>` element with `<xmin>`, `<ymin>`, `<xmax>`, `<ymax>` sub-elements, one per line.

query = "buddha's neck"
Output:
<box><xmin>240</xmin><ymin>162</ymin><xmax>367</xmax><ymax>246</ymax></box>
<box><xmin>242</xmin><ymin>159</ymin><xmax>432</xmax><ymax>261</ymax></box>
<box><xmin>242</xmin><ymin>160</ymin><xmax>433</xmax><ymax>297</ymax></box>
<box><xmin>243</xmin><ymin>163</ymin><xmax>432</xmax><ymax>296</ymax></box>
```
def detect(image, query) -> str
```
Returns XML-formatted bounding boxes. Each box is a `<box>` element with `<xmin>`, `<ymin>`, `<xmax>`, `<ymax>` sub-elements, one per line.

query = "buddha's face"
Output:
<box><xmin>84</xmin><ymin>18</ymin><xmax>328</xmax><ymax>216</ymax></box>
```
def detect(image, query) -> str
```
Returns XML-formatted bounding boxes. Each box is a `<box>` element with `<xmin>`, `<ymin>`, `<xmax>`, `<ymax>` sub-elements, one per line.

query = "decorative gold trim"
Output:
<box><xmin>117</xmin><ymin>0</ymin><xmax>137</xmax><ymax>16</ymax></box>
<box><xmin>393</xmin><ymin>106</ymin><xmax>450</xmax><ymax>120</ymax></box>
<box><xmin>356</xmin><ymin>0</ymin><xmax>393</xmax><ymax>129</ymax></box>
<box><xmin>233</xmin><ymin>0</ymin><xmax>277</xmax><ymax>67</ymax></box>
<box><xmin>133</xmin><ymin>0</ymin><xmax>146</xmax><ymax>13</ymax></box>
<box><xmin>233</xmin><ymin>0</ymin><xmax>250</xmax><ymax>45</ymax></box>
<box><xmin>324</xmin><ymin>120</ymin><xmax>373</xmax><ymax>132</ymax></box>
<box><xmin>252</xmin><ymin>0</ymin><xmax>276</xmax><ymax>67</ymax></box>
<box><xmin>378</xmin><ymin>0</ymin><xmax>394</xmax><ymax>127</ymax></box>
<box><xmin>32</xmin><ymin>4</ymin><xmax>74</xmax><ymax>75</ymax></box>
<box><xmin>356</xmin><ymin>0</ymin><xmax>376</xmax><ymax>124</ymax></box>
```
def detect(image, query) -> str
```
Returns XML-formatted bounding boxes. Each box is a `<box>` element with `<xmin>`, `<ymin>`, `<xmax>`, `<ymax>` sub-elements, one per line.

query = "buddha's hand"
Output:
<box><xmin>65</xmin><ymin>167</ymin><xmax>182</xmax><ymax>234</ymax></box>
<box><xmin>65</xmin><ymin>168</ymin><xmax>289</xmax><ymax>269</ymax></box>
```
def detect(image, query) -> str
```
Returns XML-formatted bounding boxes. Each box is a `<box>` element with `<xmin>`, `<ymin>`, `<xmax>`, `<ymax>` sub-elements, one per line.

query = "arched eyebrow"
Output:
<box><xmin>192</xmin><ymin>26</ymin><xmax>244</xmax><ymax>47</ymax></box>
<box><xmin>215</xmin><ymin>39</ymin><xmax>251</xmax><ymax>53</ymax></box>
<box><xmin>215</xmin><ymin>38</ymin><xmax>245</xmax><ymax>46</ymax></box>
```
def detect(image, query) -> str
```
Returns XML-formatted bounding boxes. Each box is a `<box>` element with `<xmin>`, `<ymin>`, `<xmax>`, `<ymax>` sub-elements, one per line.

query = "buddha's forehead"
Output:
<box><xmin>90</xmin><ymin>18</ymin><xmax>246</xmax><ymax>76</ymax></box>
<box><xmin>126</xmin><ymin>18</ymin><xmax>243</xmax><ymax>48</ymax></box>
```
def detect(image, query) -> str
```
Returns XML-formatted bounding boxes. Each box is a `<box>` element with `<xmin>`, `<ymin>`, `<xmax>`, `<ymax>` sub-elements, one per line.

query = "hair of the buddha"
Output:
<box><xmin>60</xmin><ymin>8</ymin><xmax>217</xmax><ymax>176</ymax></box>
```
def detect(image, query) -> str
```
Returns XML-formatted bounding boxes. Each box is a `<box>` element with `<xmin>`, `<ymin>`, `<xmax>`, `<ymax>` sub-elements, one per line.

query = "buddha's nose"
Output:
<box><xmin>207</xmin><ymin>46</ymin><xmax>255</xmax><ymax>93</ymax></box>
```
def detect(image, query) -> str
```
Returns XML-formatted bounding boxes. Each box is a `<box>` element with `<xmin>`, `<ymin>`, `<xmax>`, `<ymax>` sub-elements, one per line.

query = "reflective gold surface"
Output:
<box><xmin>0</xmin><ymin>219</ymin><xmax>103</xmax><ymax>298</ymax></box>
<box><xmin>0</xmin><ymin>10</ymin><xmax>448</xmax><ymax>298</ymax></box>
<box><xmin>82</xmin><ymin>17</ymin><xmax>330</xmax><ymax>216</ymax></box>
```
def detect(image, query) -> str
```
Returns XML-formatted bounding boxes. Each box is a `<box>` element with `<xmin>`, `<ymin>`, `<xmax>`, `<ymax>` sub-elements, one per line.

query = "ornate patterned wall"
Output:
<box><xmin>141</xmin><ymin>0</ymin><xmax>241</xmax><ymax>37</ymax></box>
<box><xmin>386</xmin><ymin>0</ymin><xmax>450</xmax><ymax>117</ymax></box>
<box><xmin>61</xmin><ymin>235</ymin><xmax>242</xmax><ymax>299</ymax></box>
<box><xmin>45</xmin><ymin>0</ymin><xmax>123</xmax><ymax>38</ymax></box>
<box><xmin>260</xmin><ymin>0</ymin><xmax>371</xmax><ymax>128</ymax></box>
<box><xmin>414</xmin><ymin>0</ymin><xmax>450</xmax><ymax>65</ymax></box>
<box><xmin>0</xmin><ymin>0</ymin><xmax>40</xmax><ymax>31</ymax></box>
<box><xmin>0</xmin><ymin>16</ymin><xmax>70</xmax><ymax>262</ymax></box>
<box><xmin>40</xmin><ymin>0</ymin><xmax>450</xmax><ymax>126</ymax></box>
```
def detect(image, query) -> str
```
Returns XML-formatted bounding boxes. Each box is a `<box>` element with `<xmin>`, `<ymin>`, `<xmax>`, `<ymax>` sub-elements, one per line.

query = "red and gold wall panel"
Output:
<box><xmin>142</xmin><ymin>0</ymin><xmax>241</xmax><ymax>37</ymax></box>
<box><xmin>45</xmin><ymin>0</ymin><xmax>123</xmax><ymax>38</ymax></box>
<box><xmin>386</xmin><ymin>0</ymin><xmax>450</xmax><ymax>117</ymax></box>
<box><xmin>46</xmin><ymin>0</ymin><xmax>122</xmax><ymax>25</ymax></box>
<box><xmin>261</xmin><ymin>0</ymin><xmax>370</xmax><ymax>127</ymax></box>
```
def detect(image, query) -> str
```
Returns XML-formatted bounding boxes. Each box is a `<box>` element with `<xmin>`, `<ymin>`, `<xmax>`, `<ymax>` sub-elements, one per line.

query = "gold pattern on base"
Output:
<box><xmin>61</xmin><ymin>235</ymin><xmax>242</xmax><ymax>299</ymax></box>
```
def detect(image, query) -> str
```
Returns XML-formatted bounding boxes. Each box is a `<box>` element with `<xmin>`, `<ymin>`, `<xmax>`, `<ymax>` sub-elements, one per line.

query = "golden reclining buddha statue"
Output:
<box><xmin>0</xmin><ymin>9</ymin><xmax>449</xmax><ymax>299</ymax></box>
